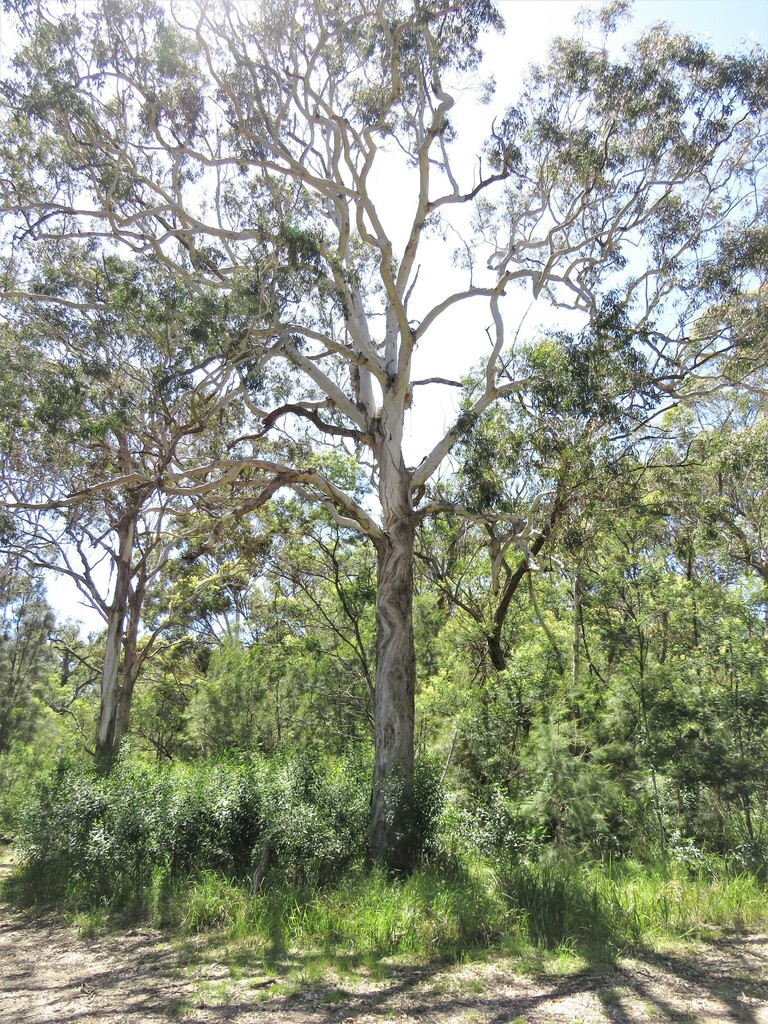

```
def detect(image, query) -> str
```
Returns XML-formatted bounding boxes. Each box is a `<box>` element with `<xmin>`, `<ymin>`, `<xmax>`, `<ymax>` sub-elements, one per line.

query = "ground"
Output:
<box><xmin>2</xmin><ymin>860</ymin><xmax>768</xmax><ymax>1023</ymax></box>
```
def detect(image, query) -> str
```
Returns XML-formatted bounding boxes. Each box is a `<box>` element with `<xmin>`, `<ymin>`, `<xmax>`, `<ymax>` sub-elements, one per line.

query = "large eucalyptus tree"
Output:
<box><xmin>1</xmin><ymin>0</ymin><xmax>765</xmax><ymax>865</ymax></box>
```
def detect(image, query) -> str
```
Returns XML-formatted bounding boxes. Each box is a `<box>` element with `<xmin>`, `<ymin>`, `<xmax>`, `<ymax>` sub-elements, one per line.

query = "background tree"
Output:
<box><xmin>0</xmin><ymin>252</ymin><xmax>244</xmax><ymax>763</ymax></box>
<box><xmin>0</xmin><ymin>559</ymin><xmax>55</xmax><ymax>753</ymax></box>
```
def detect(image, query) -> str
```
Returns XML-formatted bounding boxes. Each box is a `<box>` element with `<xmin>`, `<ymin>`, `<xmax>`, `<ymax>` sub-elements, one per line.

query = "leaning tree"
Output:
<box><xmin>1</xmin><ymin>0</ymin><xmax>766</xmax><ymax>867</ymax></box>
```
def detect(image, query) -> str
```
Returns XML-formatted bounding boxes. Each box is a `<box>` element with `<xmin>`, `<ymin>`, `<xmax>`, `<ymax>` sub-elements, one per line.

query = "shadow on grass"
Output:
<box><xmin>498</xmin><ymin>859</ymin><xmax>627</xmax><ymax>960</ymax></box>
<box><xmin>0</xmin><ymin>903</ymin><xmax>766</xmax><ymax>1022</ymax></box>
<box><xmin>162</xmin><ymin>930</ymin><xmax>768</xmax><ymax>1023</ymax></box>
<box><xmin>3</xmin><ymin>854</ymin><xmax>767</xmax><ymax>1023</ymax></box>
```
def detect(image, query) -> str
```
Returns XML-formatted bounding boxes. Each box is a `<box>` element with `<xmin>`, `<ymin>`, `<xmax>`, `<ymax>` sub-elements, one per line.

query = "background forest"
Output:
<box><xmin>0</xmin><ymin>0</ymin><xmax>767</xmax><ymax>958</ymax></box>
<box><xmin>3</xmin><ymin>393</ymin><xmax>768</xmax><ymax>862</ymax></box>
<box><xmin>2</xmin><ymin>388</ymin><xmax>768</xmax><ymax>951</ymax></box>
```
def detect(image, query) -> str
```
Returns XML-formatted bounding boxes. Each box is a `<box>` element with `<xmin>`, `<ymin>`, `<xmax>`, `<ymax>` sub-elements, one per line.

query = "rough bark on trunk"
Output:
<box><xmin>95</xmin><ymin>518</ymin><xmax>134</xmax><ymax>768</ymax></box>
<box><xmin>114</xmin><ymin>632</ymin><xmax>140</xmax><ymax>753</ymax></box>
<box><xmin>114</xmin><ymin>568</ymin><xmax>148</xmax><ymax>752</ymax></box>
<box><xmin>370</xmin><ymin>499</ymin><xmax>417</xmax><ymax>872</ymax></box>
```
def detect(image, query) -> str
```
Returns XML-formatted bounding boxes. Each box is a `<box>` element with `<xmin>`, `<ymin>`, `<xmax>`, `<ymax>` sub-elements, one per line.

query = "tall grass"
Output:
<box><xmin>597</xmin><ymin>859</ymin><xmax>768</xmax><ymax>936</ymax></box>
<box><xmin>499</xmin><ymin>858</ymin><xmax>768</xmax><ymax>952</ymax></box>
<box><xmin>148</xmin><ymin>856</ymin><xmax>514</xmax><ymax>958</ymax></box>
<box><xmin>119</xmin><ymin>855</ymin><xmax>768</xmax><ymax>965</ymax></box>
<box><xmin>7</xmin><ymin>845</ymin><xmax>767</xmax><ymax>963</ymax></box>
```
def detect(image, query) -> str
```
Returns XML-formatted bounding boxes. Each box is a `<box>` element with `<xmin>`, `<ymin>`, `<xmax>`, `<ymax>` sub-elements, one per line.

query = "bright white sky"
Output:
<box><xmin>3</xmin><ymin>0</ymin><xmax>766</xmax><ymax>632</ymax></box>
<box><xmin>399</xmin><ymin>0</ymin><xmax>768</xmax><ymax>458</ymax></box>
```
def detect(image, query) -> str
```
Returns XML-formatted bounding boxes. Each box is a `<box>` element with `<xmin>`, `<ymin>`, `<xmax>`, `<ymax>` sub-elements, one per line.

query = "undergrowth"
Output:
<box><xmin>157</xmin><ymin>857</ymin><xmax>768</xmax><ymax>964</ymax></box>
<box><xmin>7</xmin><ymin>849</ymin><xmax>767</xmax><ymax>964</ymax></box>
<box><xmin>4</xmin><ymin>754</ymin><xmax>767</xmax><ymax>967</ymax></box>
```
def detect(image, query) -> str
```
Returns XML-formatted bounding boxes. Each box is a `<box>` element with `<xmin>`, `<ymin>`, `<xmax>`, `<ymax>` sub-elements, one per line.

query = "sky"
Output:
<box><xmin>399</xmin><ymin>0</ymin><xmax>768</xmax><ymax>458</ymax></box>
<box><xmin>496</xmin><ymin>0</ymin><xmax>766</xmax><ymax>50</ymax></box>
<box><xmin>3</xmin><ymin>0</ymin><xmax>767</xmax><ymax>632</ymax></box>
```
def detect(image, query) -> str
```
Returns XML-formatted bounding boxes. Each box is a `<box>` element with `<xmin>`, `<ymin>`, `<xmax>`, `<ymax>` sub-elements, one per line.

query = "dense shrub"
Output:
<box><xmin>15</xmin><ymin>750</ymin><xmax>382</xmax><ymax>906</ymax></box>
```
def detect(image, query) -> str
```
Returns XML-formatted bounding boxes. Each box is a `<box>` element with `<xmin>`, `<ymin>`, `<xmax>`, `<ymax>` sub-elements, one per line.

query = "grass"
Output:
<box><xmin>143</xmin><ymin>853</ymin><xmax>768</xmax><ymax>979</ymax></box>
<box><xmin>596</xmin><ymin>858</ymin><xmax>768</xmax><ymax>938</ymax></box>
<box><xmin>0</xmin><ymin>841</ymin><xmax>15</xmax><ymax>877</ymax></box>
<box><xmin>4</xmin><ymin>846</ymin><xmax>767</xmax><ymax>975</ymax></box>
<box><xmin>161</xmin><ymin>856</ymin><xmax>515</xmax><ymax>964</ymax></box>
<box><xmin>4</xmin><ymin>851</ymin><xmax>765</xmax><ymax>1024</ymax></box>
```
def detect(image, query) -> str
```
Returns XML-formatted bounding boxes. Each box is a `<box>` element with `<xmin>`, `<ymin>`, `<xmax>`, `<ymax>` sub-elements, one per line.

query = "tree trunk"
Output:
<box><xmin>114</xmin><ymin>623</ymin><xmax>141</xmax><ymax>753</ymax></box>
<box><xmin>95</xmin><ymin>517</ymin><xmax>134</xmax><ymax>768</ymax></box>
<box><xmin>113</xmin><ymin>567</ymin><xmax>149</xmax><ymax>753</ymax></box>
<box><xmin>370</xmin><ymin>504</ymin><xmax>417</xmax><ymax>872</ymax></box>
<box><xmin>488</xmin><ymin>530</ymin><xmax>550</xmax><ymax>672</ymax></box>
<box><xmin>571</xmin><ymin>556</ymin><xmax>584</xmax><ymax>695</ymax></box>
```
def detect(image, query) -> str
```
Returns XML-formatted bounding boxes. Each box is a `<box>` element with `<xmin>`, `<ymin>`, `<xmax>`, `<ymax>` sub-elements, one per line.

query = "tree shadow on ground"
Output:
<box><xmin>0</xmin><ymin>905</ymin><xmax>192</xmax><ymax>1024</ymax></box>
<box><xmin>2</xmin><ymin>902</ymin><xmax>767</xmax><ymax>1023</ymax></box>
<box><xmin>184</xmin><ymin>928</ymin><xmax>768</xmax><ymax>1024</ymax></box>
<box><xmin>587</xmin><ymin>932</ymin><xmax>768</xmax><ymax>1024</ymax></box>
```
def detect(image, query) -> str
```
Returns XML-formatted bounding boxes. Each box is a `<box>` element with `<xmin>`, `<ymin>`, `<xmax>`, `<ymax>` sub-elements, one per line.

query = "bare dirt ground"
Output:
<box><xmin>2</xmin><ymin>861</ymin><xmax>768</xmax><ymax>1024</ymax></box>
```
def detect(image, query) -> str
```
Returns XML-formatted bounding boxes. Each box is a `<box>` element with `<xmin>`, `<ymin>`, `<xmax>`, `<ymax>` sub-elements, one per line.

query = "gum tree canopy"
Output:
<box><xmin>1</xmin><ymin>0</ymin><xmax>766</xmax><ymax>867</ymax></box>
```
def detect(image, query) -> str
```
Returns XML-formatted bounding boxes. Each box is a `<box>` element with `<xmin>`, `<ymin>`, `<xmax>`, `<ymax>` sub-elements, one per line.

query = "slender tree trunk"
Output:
<box><xmin>95</xmin><ymin>517</ymin><xmax>134</xmax><ymax>768</ymax></box>
<box><xmin>114</xmin><ymin>660</ymin><xmax>139</xmax><ymax>752</ymax></box>
<box><xmin>742</xmin><ymin>792</ymin><xmax>755</xmax><ymax>843</ymax></box>
<box><xmin>571</xmin><ymin>555</ymin><xmax>584</xmax><ymax>698</ymax></box>
<box><xmin>0</xmin><ymin>712</ymin><xmax>12</xmax><ymax>755</ymax></box>
<box><xmin>488</xmin><ymin>518</ymin><xmax>556</xmax><ymax>672</ymax></box>
<box><xmin>275</xmin><ymin>676</ymin><xmax>282</xmax><ymax>744</ymax></box>
<box><xmin>685</xmin><ymin>545</ymin><xmax>700</xmax><ymax>648</ymax></box>
<box><xmin>370</xmin><ymin>469</ymin><xmax>417</xmax><ymax>872</ymax></box>
<box><xmin>96</xmin><ymin>611</ymin><xmax>124</xmax><ymax>764</ymax></box>
<box><xmin>528</xmin><ymin>570</ymin><xmax>565</xmax><ymax>676</ymax></box>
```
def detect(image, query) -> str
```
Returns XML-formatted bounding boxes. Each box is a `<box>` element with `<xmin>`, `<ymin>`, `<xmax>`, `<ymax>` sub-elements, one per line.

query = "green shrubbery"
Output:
<box><xmin>12</xmin><ymin>750</ymin><xmax>447</xmax><ymax>910</ymax></box>
<box><xmin>7</xmin><ymin>748</ymin><xmax>767</xmax><ymax>966</ymax></box>
<box><xmin>15</xmin><ymin>751</ymin><xmax>375</xmax><ymax>906</ymax></box>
